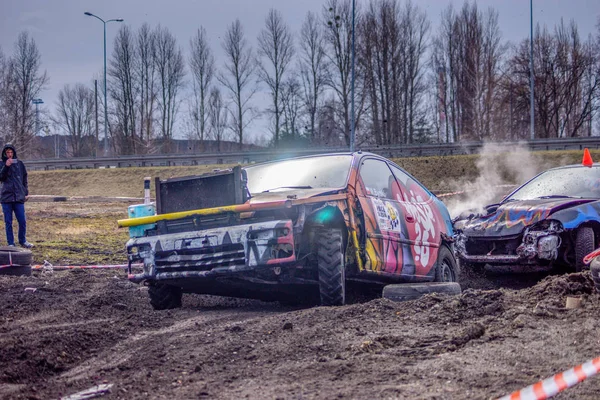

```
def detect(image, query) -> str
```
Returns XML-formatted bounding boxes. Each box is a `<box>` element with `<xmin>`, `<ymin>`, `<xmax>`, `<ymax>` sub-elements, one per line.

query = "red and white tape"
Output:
<box><xmin>583</xmin><ymin>248</ymin><xmax>600</xmax><ymax>265</ymax></box>
<box><xmin>499</xmin><ymin>356</ymin><xmax>600</xmax><ymax>400</ymax></box>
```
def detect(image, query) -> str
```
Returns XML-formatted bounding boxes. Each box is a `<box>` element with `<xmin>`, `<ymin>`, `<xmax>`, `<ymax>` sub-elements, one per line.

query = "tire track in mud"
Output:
<box><xmin>60</xmin><ymin>305</ymin><xmax>284</xmax><ymax>382</ymax></box>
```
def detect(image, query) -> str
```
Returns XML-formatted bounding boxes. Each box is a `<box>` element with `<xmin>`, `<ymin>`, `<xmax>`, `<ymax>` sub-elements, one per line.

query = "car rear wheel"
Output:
<box><xmin>148</xmin><ymin>282</ymin><xmax>182</xmax><ymax>310</ymax></box>
<box><xmin>435</xmin><ymin>246</ymin><xmax>459</xmax><ymax>283</ymax></box>
<box><xmin>316</xmin><ymin>228</ymin><xmax>345</xmax><ymax>306</ymax></box>
<box><xmin>0</xmin><ymin>265</ymin><xmax>32</xmax><ymax>276</ymax></box>
<box><xmin>575</xmin><ymin>227</ymin><xmax>595</xmax><ymax>272</ymax></box>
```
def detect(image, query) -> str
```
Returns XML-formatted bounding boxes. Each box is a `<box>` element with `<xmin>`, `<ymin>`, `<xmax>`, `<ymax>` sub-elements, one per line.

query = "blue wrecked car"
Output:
<box><xmin>454</xmin><ymin>151</ymin><xmax>600</xmax><ymax>273</ymax></box>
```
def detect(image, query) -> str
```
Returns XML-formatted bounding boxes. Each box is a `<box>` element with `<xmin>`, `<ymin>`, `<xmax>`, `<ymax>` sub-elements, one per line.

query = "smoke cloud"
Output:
<box><xmin>444</xmin><ymin>142</ymin><xmax>542</xmax><ymax>218</ymax></box>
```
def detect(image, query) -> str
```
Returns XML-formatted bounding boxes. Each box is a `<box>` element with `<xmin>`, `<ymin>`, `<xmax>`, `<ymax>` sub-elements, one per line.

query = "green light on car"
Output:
<box><xmin>314</xmin><ymin>207</ymin><xmax>336</xmax><ymax>224</ymax></box>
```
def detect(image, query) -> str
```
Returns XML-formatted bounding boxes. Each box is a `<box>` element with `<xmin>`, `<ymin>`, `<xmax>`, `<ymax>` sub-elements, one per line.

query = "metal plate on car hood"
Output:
<box><xmin>459</xmin><ymin>198</ymin><xmax>595</xmax><ymax>237</ymax></box>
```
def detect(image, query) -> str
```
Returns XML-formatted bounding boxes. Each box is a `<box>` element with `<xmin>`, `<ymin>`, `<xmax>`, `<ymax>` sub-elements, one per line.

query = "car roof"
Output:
<box><xmin>543</xmin><ymin>163</ymin><xmax>600</xmax><ymax>172</ymax></box>
<box><xmin>243</xmin><ymin>151</ymin><xmax>383</xmax><ymax>168</ymax></box>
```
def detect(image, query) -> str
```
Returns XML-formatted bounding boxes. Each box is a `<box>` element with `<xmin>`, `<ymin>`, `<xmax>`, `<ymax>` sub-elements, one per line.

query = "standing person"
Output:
<box><xmin>0</xmin><ymin>144</ymin><xmax>33</xmax><ymax>248</ymax></box>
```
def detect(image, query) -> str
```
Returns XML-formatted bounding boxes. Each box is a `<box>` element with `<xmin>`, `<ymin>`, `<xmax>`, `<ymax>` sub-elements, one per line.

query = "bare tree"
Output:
<box><xmin>154</xmin><ymin>26</ymin><xmax>185</xmax><ymax>146</ymax></box>
<box><xmin>217</xmin><ymin>19</ymin><xmax>257</xmax><ymax>149</ymax></box>
<box><xmin>323</xmin><ymin>0</ymin><xmax>365</xmax><ymax>146</ymax></box>
<box><xmin>53</xmin><ymin>83</ymin><xmax>95</xmax><ymax>157</ymax></box>
<box><xmin>400</xmin><ymin>1</ymin><xmax>430</xmax><ymax>144</ymax></box>
<box><xmin>257</xmin><ymin>9</ymin><xmax>295</xmax><ymax>147</ymax></box>
<box><xmin>359</xmin><ymin>0</ymin><xmax>430</xmax><ymax>145</ymax></box>
<box><xmin>507</xmin><ymin>20</ymin><xmax>598</xmax><ymax>139</ymax></box>
<box><xmin>280</xmin><ymin>77</ymin><xmax>303</xmax><ymax>144</ymax></box>
<box><xmin>298</xmin><ymin>11</ymin><xmax>328</xmax><ymax>143</ymax></box>
<box><xmin>136</xmin><ymin>23</ymin><xmax>157</xmax><ymax>149</ymax></box>
<box><xmin>594</xmin><ymin>18</ymin><xmax>600</xmax><ymax>135</ymax></box>
<box><xmin>109</xmin><ymin>25</ymin><xmax>138</xmax><ymax>154</ymax></box>
<box><xmin>0</xmin><ymin>47</ymin><xmax>7</xmax><ymax>139</ymax></box>
<box><xmin>432</xmin><ymin>2</ymin><xmax>504</xmax><ymax>142</ymax></box>
<box><xmin>359</xmin><ymin>0</ymin><xmax>401</xmax><ymax>145</ymax></box>
<box><xmin>207</xmin><ymin>87</ymin><xmax>228</xmax><ymax>152</ymax></box>
<box><xmin>1</xmin><ymin>32</ymin><xmax>48</xmax><ymax>153</ymax></box>
<box><xmin>189</xmin><ymin>27</ymin><xmax>215</xmax><ymax>149</ymax></box>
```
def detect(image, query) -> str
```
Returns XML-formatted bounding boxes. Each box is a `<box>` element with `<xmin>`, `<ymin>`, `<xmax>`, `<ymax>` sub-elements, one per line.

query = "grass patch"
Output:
<box><xmin>24</xmin><ymin>202</ymin><xmax>129</xmax><ymax>266</ymax></box>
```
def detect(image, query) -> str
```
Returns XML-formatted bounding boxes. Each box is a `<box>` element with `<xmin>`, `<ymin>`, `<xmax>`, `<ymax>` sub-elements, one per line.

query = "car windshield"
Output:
<box><xmin>244</xmin><ymin>155</ymin><xmax>353</xmax><ymax>194</ymax></box>
<box><xmin>505</xmin><ymin>166</ymin><xmax>600</xmax><ymax>201</ymax></box>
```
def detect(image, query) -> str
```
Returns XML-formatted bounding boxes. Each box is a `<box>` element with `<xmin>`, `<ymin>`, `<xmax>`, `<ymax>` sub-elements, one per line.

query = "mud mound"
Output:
<box><xmin>2</xmin><ymin>269</ymin><xmax>600</xmax><ymax>399</ymax></box>
<box><xmin>526</xmin><ymin>271</ymin><xmax>594</xmax><ymax>299</ymax></box>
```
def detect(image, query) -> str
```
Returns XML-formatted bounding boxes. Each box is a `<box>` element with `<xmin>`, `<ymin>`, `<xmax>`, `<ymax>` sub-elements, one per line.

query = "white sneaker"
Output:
<box><xmin>20</xmin><ymin>241</ymin><xmax>33</xmax><ymax>249</ymax></box>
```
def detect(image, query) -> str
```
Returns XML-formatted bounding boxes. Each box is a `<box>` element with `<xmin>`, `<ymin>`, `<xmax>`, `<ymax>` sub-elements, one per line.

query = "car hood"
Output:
<box><xmin>248</xmin><ymin>187</ymin><xmax>343</xmax><ymax>204</ymax></box>
<box><xmin>455</xmin><ymin>198</ymin><xmax>596</xmax><ymax>237</ymax></box>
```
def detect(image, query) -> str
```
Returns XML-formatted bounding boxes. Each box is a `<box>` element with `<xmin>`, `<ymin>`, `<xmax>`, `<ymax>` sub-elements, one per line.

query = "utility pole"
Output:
<box><xmin>84</xmin><ymin>12</ymin><xmax>124</xmax><ymax>157</ymax></box>
<box><xmin>95</xmin><ymin>79</ymin><xmax>99</xmax><ymax>157</ymax></box>
<box><xmin>350</xmin><ymin>0</ymin><xmax>356</xmax><ymax>152</ymax></box>
<box><xmin>529</xmin><ymin>0</ymin><xmax>535</xmax><ymax>140</ymax></box>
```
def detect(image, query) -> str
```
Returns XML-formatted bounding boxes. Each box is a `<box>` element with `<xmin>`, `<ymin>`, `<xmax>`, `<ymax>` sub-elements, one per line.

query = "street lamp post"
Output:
<box><xmin>84</xmin><ymin>12</ymin><xmax>123</xmax><ymax>157</ymax></box>
<box><xmin>32</xmin><ymin>98</ymin><xmax>43</xmax><ymax>137</ymax></box>
<box><xmin>529</xmin><ymin>0</ymin><xmax>535</xmax><ymax>141</ymax></box>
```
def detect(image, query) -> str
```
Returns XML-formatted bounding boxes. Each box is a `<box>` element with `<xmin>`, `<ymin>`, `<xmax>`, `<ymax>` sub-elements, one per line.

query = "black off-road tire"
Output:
<box><xmin>148</xmin><ymin>282</ymin><xmax>182</xmax><ymax>310</ymax></box>
<box><xmin>0</xmin><ymin>265</ymin><xmax>32</xmax><ymax>277</ymax></box>
<box><xmin>435</xmin><ymin>246</ymin><xmax>459</xmax><ymax>283</ymax></box>
<box><xmin>382</xmin><ymin>282</ymin><xmax>462</xmax><ymax>302</ymax></box>
<box><xmin>0</xmin><ymin>246</ymin><xmax>33</xmax><ymax>266</ymax></box>
<box><xmin>316</xmin><ymin>228</ymin><xmax>345</xmax><ymax>306</ymax></box>
<box><xmin>590</xmin><ymin>257</ymin><xmax>600</xmax><ymax>293</ymax></box>
<box><xmin>575</xmin><ymin>227</ymin><xmax>595</xmax><ymax>273</ymax></box>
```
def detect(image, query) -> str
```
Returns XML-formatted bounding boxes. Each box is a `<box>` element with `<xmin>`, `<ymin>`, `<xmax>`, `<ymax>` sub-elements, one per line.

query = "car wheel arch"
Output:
<box><xmin>565</xmin><ymin>221</ymin><xmax>600</xmax><ymax>248</ymax></box>
<box><xmin>306</xmin><ymin>205</ymin><xmax>349</xmax><ymax>244</ymax></box>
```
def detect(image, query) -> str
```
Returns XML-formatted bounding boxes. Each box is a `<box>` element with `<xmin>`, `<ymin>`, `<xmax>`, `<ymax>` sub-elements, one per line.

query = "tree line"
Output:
<box><xmin>0</xmin><ymin>0</ymin><xmax>599</xmax><ymax>158</ymax></box>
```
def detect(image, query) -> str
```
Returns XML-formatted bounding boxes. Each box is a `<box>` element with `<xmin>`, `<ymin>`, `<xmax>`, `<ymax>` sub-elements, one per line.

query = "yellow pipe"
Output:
<box><xmin>118</xmin><ymin>193</ymin><xmax>347</xmax><ymax>228</ymax></box>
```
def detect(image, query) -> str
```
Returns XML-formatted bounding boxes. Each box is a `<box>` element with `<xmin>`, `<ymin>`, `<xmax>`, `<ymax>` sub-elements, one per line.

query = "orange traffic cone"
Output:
<box><xmin>583</xmin><ymin>148</ymin><xmax>594</xmax><ymax>167</ymax></box>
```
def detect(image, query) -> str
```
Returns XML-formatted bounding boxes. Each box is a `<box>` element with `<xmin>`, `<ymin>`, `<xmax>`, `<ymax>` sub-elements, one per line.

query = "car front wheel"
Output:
<box><xmin>316</xmin><ymin>228</ymin><xmax>345</xmax><ymax>306</ymax></box>
<box><xmin>148</xmin><ymin>282</ymin><xmax>182</xmax><ymax>310</ymax></box>
<box><xmin>575</xmin><ymin>227</ymin><xmax>595</xmax><ymax>273</ymax></box>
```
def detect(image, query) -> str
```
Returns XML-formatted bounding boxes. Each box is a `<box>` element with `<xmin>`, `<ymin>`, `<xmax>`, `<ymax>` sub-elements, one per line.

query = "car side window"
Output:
<box><xmin>359</xmin><ymin>159</ymin><xmax>401</xmax><ymax>200</ymax></box>
<box><xmin>389</xmin><ymin>164</ymin><xmax>431</xmax><ymax>202</ymax></box>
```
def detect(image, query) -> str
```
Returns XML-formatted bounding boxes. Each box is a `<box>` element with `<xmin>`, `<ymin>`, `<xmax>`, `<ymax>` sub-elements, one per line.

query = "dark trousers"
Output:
<box><xmin>2</xmin><ymin>202</ymin><xmax>26</xmax><ymax>246</ymax></box>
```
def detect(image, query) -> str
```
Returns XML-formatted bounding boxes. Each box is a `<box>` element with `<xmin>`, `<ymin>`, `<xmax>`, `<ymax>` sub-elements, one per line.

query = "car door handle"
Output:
<box><xmin>405</xmin><ymin>215</ymin><xmax>415</xmax><ymax>223</ymax></box>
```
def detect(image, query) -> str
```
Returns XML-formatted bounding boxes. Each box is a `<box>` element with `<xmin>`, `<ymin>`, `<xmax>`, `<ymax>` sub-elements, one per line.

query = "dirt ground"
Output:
<box><xmin>1</xmin><ymin>202</ymin><xmax>600</xmax><ymax>399</ymax></box>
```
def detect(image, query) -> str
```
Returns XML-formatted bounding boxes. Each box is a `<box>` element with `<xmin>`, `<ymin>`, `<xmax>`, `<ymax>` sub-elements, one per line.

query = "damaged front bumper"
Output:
<box><xmin>127</xmin><ymin>219</ymin><xmax>296</xmax><ymax>283</ymax></box>
<box><xmin>455</xmin><ymin>221</ymin><xmax>563</xmax><ymax>266</ymax></box>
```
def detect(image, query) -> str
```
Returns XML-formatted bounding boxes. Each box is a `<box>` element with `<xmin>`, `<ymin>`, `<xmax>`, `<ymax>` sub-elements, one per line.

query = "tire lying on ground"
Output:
<box><xmin>0</xmin><ymin>265</ymin><xmax>32</xmax><ymax>277</ymax></box>
<box><xmin>382</xmin><ymin>282</ymin><xmax>462</xmax><ymax>302</ymax></box>
<box><xmin>0</xmin><ymin>246</ymin><xmax>33</xmax><ymax>277</ymax></box>
<box><xmin>590</xmin><ymin>257</ymin><xmax>600</xmax><ymax>293</ymax></box>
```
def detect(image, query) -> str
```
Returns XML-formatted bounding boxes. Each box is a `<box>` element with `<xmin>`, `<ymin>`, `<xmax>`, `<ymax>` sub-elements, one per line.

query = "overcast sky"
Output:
<box><xmin>0</xmin><ymin>0</ymin><xmax>598</xmax><ymax>141</ymax></box>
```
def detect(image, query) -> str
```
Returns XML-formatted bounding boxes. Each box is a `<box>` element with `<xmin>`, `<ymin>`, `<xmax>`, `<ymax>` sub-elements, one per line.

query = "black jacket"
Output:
<box><xmin>0</xmin><ymin>144</ymin><xmax>28</xmax><ymax>203</ymax></box>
